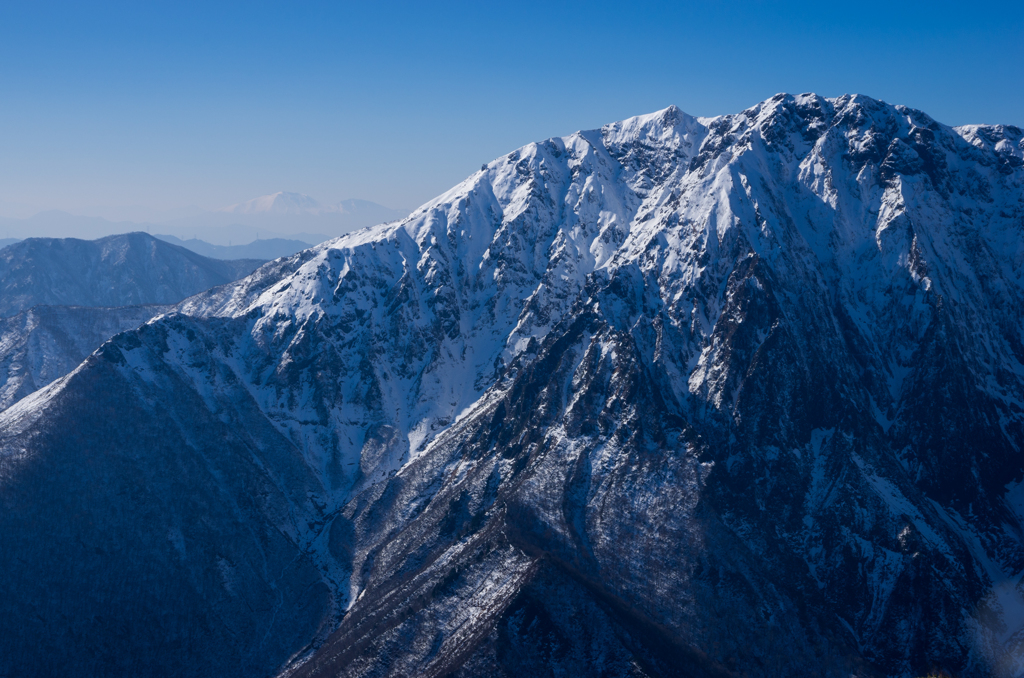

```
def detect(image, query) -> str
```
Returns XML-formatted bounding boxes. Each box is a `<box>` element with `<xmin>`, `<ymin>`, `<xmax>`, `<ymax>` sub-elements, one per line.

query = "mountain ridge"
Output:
<box><xmin>1</xmin><ymin>93</ymin><xmax>1023</xmax><ymax>677</ymax></box>
<box><xmin>0</xmin><ymin>231</ymin><xmax>263</xmax><ymax>316</ymax></box>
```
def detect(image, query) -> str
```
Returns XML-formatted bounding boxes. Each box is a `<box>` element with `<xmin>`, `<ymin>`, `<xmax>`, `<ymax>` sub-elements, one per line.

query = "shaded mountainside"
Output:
<box><xmin>0</xmin><ymin>232</ymin><xmax>271</xmax><ymax>414</ymax></box>
<box><xmin>0</xmin><ymin>304</ymin><xmax>171</xmax><ymax>412</ymax></box>
<box><xmin>1</xmin><ymin>94</ymin><xmax>1024</xmax><ymax>678</ymax></box>
<box><xmin>0</xmin><ymin>231</ymin><xmax>263</xmax><ymax>316</ymax></box>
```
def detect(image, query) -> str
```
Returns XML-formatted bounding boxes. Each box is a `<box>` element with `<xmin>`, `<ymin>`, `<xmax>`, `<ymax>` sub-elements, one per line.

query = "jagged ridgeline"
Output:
<box><xmin>1</xmin><ymin>94</ymin><xmax>1023</xmax><ymax>678</ymax></box>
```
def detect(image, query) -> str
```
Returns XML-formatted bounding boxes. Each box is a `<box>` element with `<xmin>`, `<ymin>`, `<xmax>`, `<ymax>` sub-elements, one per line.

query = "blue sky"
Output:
<box><xmin>1</xmin><ymin>0</ymin><xmax>1021</xmax><ymax>217</ymax></box>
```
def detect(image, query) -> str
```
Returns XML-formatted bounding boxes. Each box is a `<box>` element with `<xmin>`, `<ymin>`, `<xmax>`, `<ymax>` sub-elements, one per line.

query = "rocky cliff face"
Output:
<box><xmin>1</xmin><ymin>94</ymin><xmax>1022</xmax><ymax>678</ymax></box>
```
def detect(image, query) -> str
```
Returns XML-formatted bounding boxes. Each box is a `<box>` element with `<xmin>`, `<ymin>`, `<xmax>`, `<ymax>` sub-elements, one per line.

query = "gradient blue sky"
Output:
<box><xmin>1</xmin><ymin>0</ymin><xmax>1021</xmax><ymax>217</ymax></box>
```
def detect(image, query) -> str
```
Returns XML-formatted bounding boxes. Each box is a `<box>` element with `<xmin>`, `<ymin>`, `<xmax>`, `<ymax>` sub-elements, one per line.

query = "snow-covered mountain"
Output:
<box><xmin>0</xmin><ymin>304</ymin><xmax>171</xmax><ymax>412</ymax></box>
<box><xmin>1</xmin><ymin>94</ymin><xmax>1023</xmax><ymax>677</ymax></box>
<box><xmin>0</xmin><ymin>233</ymin><xmax>269</xmax><ymax>414</ymax></box>
<box><xmin>220</xmin><ymin>191</ymin><xmax>326</xmax><ymax>215</ymax></box>
<box><xmin>0</xmin><ymin>232</ymin><xmax>263</xmax><ymax>316</ymax></box>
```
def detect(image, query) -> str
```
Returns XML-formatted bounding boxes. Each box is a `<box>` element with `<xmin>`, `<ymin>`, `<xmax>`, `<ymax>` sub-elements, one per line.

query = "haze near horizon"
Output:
<box><xmin>1</xmin><ymin>0</ymin><xmax>1021</xmax><ymax>225</ymax></box>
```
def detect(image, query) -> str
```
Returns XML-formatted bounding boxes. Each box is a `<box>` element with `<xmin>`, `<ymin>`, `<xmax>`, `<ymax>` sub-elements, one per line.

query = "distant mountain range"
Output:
<box><xmin>0</xmin><ymin>232</ymin><xmax>262</xmax><ymax>316</ymax></box>
<box><xmin>1</xmin><ymin>234</ymin><xmax>314</xmax><ymax>261</ymax></box>
<box><xmin>153</xmin><ymin>234</ymin><xmax>313</xmax><ymax>260</ymax></box>
<box><xmin>0</xmin><ymin>193</ymin><xmax>408</xmax><ymax>245</ymax></box>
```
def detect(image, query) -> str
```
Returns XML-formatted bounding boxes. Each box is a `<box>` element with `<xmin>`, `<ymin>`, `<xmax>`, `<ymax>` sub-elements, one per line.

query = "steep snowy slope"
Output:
<box><xmin>0</xmin><ymin>231</ymin><xmax>263</xmax><ymax>316</ymax></box>
<box><xmin>1</xmin><ymin>94</ymin><xmax>1023</xmax><ymax>678</ymax></box>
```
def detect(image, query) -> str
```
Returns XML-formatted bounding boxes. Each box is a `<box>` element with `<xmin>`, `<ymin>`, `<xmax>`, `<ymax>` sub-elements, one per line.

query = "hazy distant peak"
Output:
<box><xmin>216</xmin><ymin>192</ymin><xmax>409</xmax><ymax>225</ymax></box>
<box><xmin>218</xmin><ymin>191</ymin><xmax>324</xmax><ymax>215</ymax></box>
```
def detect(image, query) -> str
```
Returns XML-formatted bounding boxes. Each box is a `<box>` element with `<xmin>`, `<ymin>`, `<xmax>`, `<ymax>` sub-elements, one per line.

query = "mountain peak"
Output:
<box><xmin>219</xmin><ymin>191</ymin><xmax>324</xmax><ymax>215</ymax></box>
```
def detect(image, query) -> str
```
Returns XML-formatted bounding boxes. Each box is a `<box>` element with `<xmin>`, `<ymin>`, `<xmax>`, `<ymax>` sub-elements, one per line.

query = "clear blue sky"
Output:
<box><xmin>1</xmin><ymin>0</ymin><xmax>1020</xmax><ymax>217</ymax></box>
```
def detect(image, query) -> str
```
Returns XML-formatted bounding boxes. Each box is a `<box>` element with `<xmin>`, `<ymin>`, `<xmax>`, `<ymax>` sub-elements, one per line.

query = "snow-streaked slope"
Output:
<box><xmin>0</xmin><ymin>232</ymin><xmax>264</xmax><ymax>316</ymax></box>
<box><xmin>1</xmin><ymin>94</ymin><xmax>1023</xmax><ymax>678</ymax></box>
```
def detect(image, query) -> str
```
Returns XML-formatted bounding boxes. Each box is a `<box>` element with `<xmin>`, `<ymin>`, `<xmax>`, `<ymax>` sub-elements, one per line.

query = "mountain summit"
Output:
<box><xmin>219</xmin><ymin>191</ymin><xmax>326</xmax><ymax>215</ymax></box>
<box><xmin>1</xmin><ymin>94</ymin><xmax>1023</xmax><ymax>678</ymax></box>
